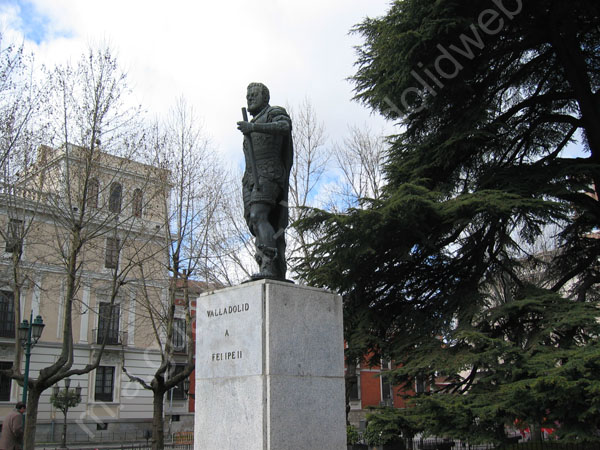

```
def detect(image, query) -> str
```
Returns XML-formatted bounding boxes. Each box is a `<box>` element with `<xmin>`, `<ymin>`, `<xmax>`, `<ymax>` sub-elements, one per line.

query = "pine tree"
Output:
<box><xmin>296</xmin><ymin>0</ymin><xmax>600</xmax><ymax>441</ymax></box>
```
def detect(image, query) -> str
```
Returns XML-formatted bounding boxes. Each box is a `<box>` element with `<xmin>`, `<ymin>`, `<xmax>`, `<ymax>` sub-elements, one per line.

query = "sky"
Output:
<box><xmin>0</xmin><ymin>0</ymin><xmax>394</xmax><ymax>166</ymax></box>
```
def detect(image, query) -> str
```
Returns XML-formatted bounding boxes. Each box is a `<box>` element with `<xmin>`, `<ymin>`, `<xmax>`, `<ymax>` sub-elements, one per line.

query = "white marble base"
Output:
<box><xmin>194</xmin><ymin>279</ymin><xmax>346</xmax><ymax>450</ymax></box>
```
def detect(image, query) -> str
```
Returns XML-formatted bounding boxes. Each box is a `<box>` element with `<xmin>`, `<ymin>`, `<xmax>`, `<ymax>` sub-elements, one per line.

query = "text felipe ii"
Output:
<box><xmin>206</xmin><ymin>303</ymin><xmax>250</xmax><ymax>318</ymax></box>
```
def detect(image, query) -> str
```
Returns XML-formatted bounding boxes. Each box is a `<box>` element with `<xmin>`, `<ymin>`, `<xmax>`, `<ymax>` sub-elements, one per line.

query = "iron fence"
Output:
<box><xmin>40</xmin><ymin>444</ymin><xmax>193</xmax><ymax>450</ymax></box>
<box><xmin>497</xmin><ymin>443</ymin><xmax>600</xmax><ymax>450</ymax></box>
<box><xmin>38</xmin><ymin>429</ymin><xmax>152</xmax><ymax>445</ymax></box>
<box><xmin>349</xmin><ymin>437</ymin><xmax>600</xmax><ymax>450</ymax></box>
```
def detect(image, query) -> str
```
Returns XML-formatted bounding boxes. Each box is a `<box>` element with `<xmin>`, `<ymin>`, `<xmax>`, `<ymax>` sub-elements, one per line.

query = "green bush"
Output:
<box><xmin>364</xmin><ymin>419</ymin><xmax>404</xmax><ymax>446</ymax></box>
<box><xmin>364</xmin><ymin>407</ymin><xmax>417</xmax><ymax>447</ymax></box>
<box><xmin>347</xmin><ymin>425</ymin><xmax>361</xmax><ymax>446</ymax></box>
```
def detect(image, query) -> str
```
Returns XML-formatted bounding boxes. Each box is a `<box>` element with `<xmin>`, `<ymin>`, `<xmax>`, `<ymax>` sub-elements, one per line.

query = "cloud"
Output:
<box><xmin>3</xmin><ymin>0</ymin><xmax>394</xmax><ymax>164</ymax></box>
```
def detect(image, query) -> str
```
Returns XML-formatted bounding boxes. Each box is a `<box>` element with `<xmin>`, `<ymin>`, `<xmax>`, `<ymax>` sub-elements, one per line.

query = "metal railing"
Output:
<box><xmin>37</xmin><ymin>430</ymin><xmax>193</xmax><ymax>447</ymax></box>
<box><xmin>40</xmin><ymin>444</ymin><xmax>193</xmax><ymax>450</ymax></box>
<box><xmin>92</xmin><ymin>329</ymin><xmax>128</xmax><ymax>346</ymax></box>
<box><xmin>348</xmin><ymin>436</ymin><xmax>600</xmax><ymax>450</ymax></box>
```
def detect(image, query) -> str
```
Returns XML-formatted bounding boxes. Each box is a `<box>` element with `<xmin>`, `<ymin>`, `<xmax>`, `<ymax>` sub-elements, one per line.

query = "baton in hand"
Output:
<box><xmin>242</xmin><ymin>107</ymin><xmax>260</xmax><ymax>192</ymax></box>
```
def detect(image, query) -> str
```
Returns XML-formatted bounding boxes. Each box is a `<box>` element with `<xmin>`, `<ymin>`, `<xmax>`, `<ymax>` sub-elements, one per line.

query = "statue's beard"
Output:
<box><xmin>248</xmin><ymin>103</ymin><xmax>266</xmax><ymax>116</ymax></box>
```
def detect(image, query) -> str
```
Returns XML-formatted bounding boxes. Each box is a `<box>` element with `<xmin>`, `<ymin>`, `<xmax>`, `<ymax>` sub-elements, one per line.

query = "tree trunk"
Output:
<box><xmin>152</xmin><ymin>390</ymin><xmax>165</xmax><ymax>450</ymax></box>
<box><xmin>62</xmin><ymin>409</ymin><xmax>68</xmax><ymax>448</ymax></box>
<box><xmin>23</xmin><ymin>386</ymin><xmax>42</xmax><ymax>450</ymax></box>
<box><xmin>494</xmin><ymin>423</ymin><xmax>507</xmax><ymax>444</ymax></box>
<box><xmin>530</xmin><ymin>423</ymin><xmax>543</xmax><ymax>442</ymax></box>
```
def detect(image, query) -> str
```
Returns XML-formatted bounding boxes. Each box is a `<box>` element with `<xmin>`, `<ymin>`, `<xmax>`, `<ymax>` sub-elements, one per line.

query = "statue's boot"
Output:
<box><xmin>251</xmin><ymin>245</ymin><xmax>279</xmax><ymax>280</ymax></box>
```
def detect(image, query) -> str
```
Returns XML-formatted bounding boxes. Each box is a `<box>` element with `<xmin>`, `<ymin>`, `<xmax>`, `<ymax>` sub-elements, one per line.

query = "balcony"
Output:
<box><xmin>0</xmin><ymin>322</ymin><xmax>15</xmax><ymax>339</ymax></box>
<box><xmin>92</xmin><ymin>328</ymin><xmax>128</xmax><ymax>346</ymax></box>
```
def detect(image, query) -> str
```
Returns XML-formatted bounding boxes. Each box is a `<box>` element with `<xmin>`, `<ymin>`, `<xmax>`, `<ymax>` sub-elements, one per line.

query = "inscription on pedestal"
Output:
<box><xmin>206</xmin><ymin>302</ymin><xmax>250</xmax><ymax>317</ymax></box>
<box><xmin>196</xmin><ymin>284</ymin><xmax>263</xmax><ymax>378</ymax></box>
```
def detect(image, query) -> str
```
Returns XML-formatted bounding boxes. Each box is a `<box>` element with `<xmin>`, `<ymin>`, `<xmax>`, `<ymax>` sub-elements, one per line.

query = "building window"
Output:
<box><xmin>0</xmin><ymin>361</ymin><xmax>12</xmax><ymax>401</ymax></box>
<box><xmin>95</xmin><ymin>366</ymin><xmax>115</xmax><ymax>402</ymax></box>
<box><xmin>105</xmin><ymin>237</ymin><xmax>120</xmax><ymax>269</ymax></box>
<box><xmin>108</xmin><ymin>183</ymin><xmax>122</xmax><ymax>213</ymax></box>
<box><xmin>381</xmin><ymin>360</ymin><xmax>393</xmax><ymax>404</ymax></box>
<box><xmin>97</xmin><ymin>302</ymin><xmax>120</xmax><ymax>345</ymax></box>
<box><xmin>415</xmin><ymin>376</ymin><xmax>426</xmax><ymax>394</ymax></box>
<box><xmin>87</xmin><ymin>178</ymin><xmax>99</xmax><ymax>209</ymax></box>
<box><xmin>347</xmin><ymin>371</ymin><xmax>359</xmax><ymax>402</ymax></box>
<box><xmin>132</xmin><ymin>189</ymin><xmax>143</xmax><ymax>218</ymax></box>
<box><xmin>381</xmin><ymin>374</ymin><xmax>393</xmax><ymax>403</ymax></box>
<box><xmin>172</xmin><ymin>318</ymin><xmax>186</xmax><ymax>352</ymax></box>
<box><xmin>170</xmin><ymin>365</ymin><xmax>186</xmax><ymax>401</ymax></box>
<box><xmin>0</xmin><ymin>291</ymin><xmax>15</xmax><ymax>338</ymax></box>
<box><xmin>5</xmin><ymin>219</ymin><xmax>23</xmax><ymax>254</ymax></box>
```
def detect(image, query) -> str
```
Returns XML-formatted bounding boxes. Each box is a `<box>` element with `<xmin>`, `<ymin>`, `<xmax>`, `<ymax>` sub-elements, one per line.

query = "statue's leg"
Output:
<box><xmin>250</xmin><ymin>202</ymin><xmax>278</xmax><ymax>278</ymax></box>
<box><xmin>275</xmin><ymin>233</ymin><xmax>286</xmax><ymax>280</ymax></box>
<box><xmin>250</xmin><ymin>203</ymin><xmax>276</xmax><ymax>249</ymax></box>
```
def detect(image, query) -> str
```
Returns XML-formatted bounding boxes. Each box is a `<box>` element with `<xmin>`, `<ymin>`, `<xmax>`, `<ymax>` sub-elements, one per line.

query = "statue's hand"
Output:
<box><xmin>237</xmin><ymin>121</ymin><xmax>254</xmax><ymax>134</ymax></box>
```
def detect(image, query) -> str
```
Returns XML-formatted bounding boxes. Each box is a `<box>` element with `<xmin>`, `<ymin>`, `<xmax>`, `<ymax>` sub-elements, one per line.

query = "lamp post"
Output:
<box><xmin>51</xmin><ymin>378</ymin><xmax>82</xmax><ymax>449</ymax></box>
<box><xmin>18</xmin><ymin>312</ymin><xmax>45</xmax><ymax>406</ymax></box>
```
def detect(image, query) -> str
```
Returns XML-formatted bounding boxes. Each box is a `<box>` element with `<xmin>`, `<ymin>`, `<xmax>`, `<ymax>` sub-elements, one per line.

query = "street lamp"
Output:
<box><xmin>51</xmin><ymin>378</ymin><xmax>82</xmax><ymax>449</ymax></box>
<box><xmin>18</xmin><ymin>312</ymin><xmax>45</xmax><ymax>405</ymax></box>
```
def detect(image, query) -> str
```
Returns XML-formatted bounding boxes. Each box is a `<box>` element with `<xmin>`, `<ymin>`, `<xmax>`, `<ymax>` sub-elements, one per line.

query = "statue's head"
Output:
<box><xmin>246</xmin><ymin>82</ymin><xmax>270</xmax><ymax>115</ymax></box>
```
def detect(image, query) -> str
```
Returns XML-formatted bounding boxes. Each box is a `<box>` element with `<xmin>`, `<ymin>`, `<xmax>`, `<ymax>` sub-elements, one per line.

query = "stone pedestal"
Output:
<box><xmin>194</xmin><ymin>279</ymin><xmax>346</xmax><ymax>450</ymax></box>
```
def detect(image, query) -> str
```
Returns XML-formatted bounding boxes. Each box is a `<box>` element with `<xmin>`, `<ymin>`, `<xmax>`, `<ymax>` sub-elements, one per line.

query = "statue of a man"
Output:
<box><xmin>237</xmin><ymin>82</ymin><xmax>293</xmax><ymax>280</ymax></box>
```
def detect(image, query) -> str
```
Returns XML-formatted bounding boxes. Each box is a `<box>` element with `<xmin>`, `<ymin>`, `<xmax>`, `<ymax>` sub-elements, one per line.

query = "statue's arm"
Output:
<box><xmin>237</xmin><ymin>107</ymin><xmax>292</xmax><ymax>135</ymax></box>
<box><xmin>251</xmin><ymin>117</ymin><xmax>291</xmax><ymax>135</ymax></box>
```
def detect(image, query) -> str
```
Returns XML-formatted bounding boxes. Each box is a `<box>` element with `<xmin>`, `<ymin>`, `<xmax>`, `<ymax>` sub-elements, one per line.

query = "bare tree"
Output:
<box><xmin>207</xmin><ymin>169</ymin><xmax>257</xmax><ymax>285</ymax></box>
<box><xmin>327</xmin><ymin>124</ymin><xmax>386</xmax><ymax>211</ymax></box>
<box><xmin>122</xmin><ymin>99</ymin><xmax>229</xmax><ymax>450</ymax></box>
<box><xmin>0</xmin><ymin>34</ymin><xmax>47</xmax><ymax>329</ymax></box>
<box><xmin>0</xmin><ymin>33</ymin><xmax>46</xmax><ymax>173</ymax></box>
<box><xmin>0</xmin><ymin>46</ymin><xmax>158</xmax><ymax>450</ymax></box>
<box><xmin>289</xmin><ymin>122</ymin><xmax>386</xmax><ymax>281</ymax></box>
<box><xmin>286</xmin><ymin>98</ymin><xmax>330</xmax><ymax>272</ymax></box>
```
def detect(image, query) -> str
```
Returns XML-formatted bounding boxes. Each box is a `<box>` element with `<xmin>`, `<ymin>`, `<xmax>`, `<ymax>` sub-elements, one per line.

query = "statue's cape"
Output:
<box><xmin>267</xmin><ymin>106</ymin><xmax>293</xmax><ymax>233</ymax></box>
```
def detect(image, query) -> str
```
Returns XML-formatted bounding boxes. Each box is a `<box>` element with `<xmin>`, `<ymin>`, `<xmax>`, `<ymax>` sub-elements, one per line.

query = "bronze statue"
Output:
<box><xmin>237</xmin><ymin>82</ymin><xmax>293</xmax><ymax>280</ymax></box>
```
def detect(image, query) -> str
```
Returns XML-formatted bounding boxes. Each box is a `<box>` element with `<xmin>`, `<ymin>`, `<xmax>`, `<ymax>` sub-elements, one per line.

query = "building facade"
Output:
<box><xmin>0</xmin><ymin>145</ymin><xmax>194</xmax><ymax>442</ymax></box>
<box><xmin>346</xmin><ymin>356</ymin><xmax>447</xmax><ymax>430</ymax></box>
<box><xmin>346</xmin><ymin>359</ymin><xmax>416</xmax><ymax>430</ymax></box>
